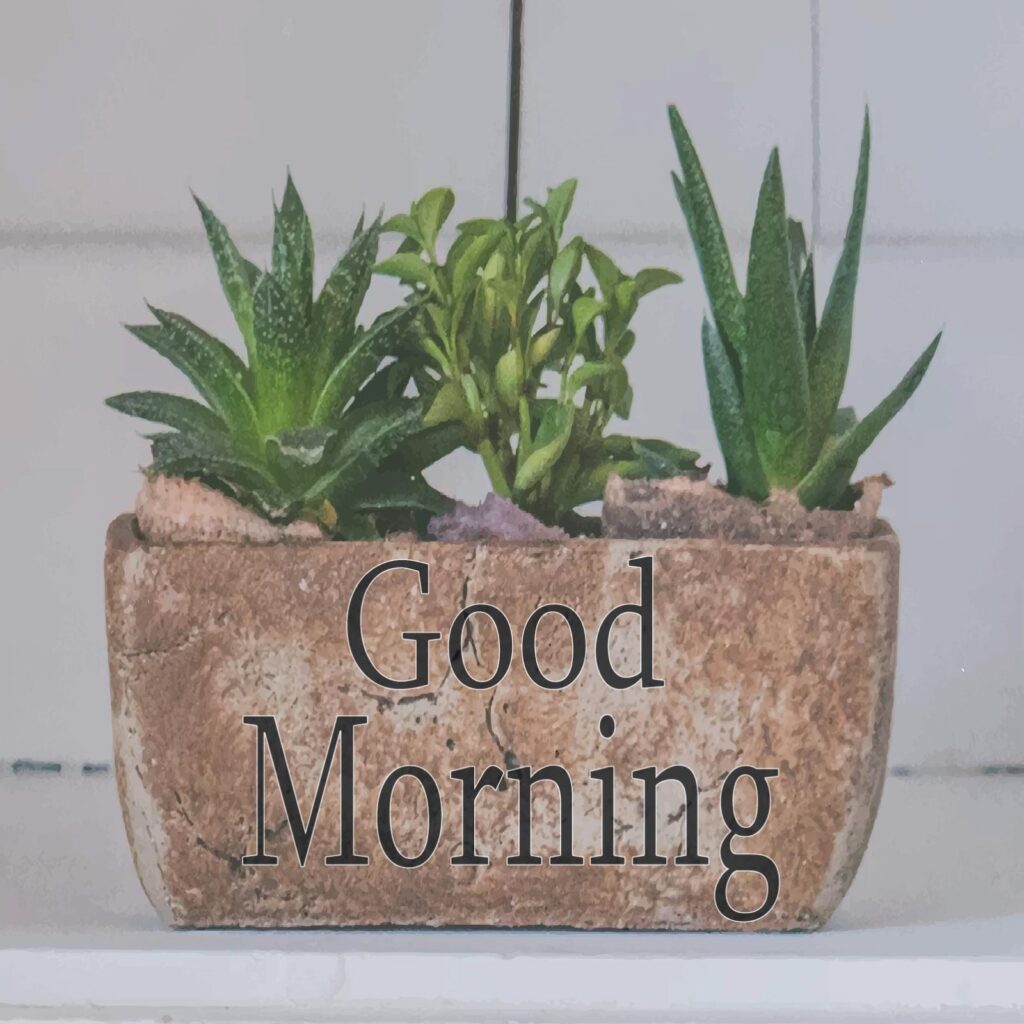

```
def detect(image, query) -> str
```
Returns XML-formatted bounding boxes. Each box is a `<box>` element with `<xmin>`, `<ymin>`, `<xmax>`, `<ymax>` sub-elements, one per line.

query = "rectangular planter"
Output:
<box><xmin>105</xmin><ymin>513</ymin><xmax>898</xmax><ymax>930</ymax></box>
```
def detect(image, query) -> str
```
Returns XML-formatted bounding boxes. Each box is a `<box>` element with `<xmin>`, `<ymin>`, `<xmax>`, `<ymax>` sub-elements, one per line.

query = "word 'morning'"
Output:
<box><xmin>240</xmin><ymin>715</ymin><xmax>780</xmax><ymax>923</ymax></box>
<box><xmin>348</xmin><ymin>556</ymin><xmax>662</xmax><ymax>691</ymax></box>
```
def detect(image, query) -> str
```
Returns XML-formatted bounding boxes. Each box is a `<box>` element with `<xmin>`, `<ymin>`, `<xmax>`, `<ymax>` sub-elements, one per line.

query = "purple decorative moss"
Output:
<box><xmin>428</xmin><ymin>494</ymin><xmax>569</xmax><ymax>543</ymax></box>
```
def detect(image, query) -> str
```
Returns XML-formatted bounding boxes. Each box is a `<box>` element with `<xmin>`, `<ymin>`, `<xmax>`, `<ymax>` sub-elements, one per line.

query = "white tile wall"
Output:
<box><xmin>817</xmin><ymin>0</ymin><xmax>1024</xmax><ymax>241</ymax></box>
<box><xmin>0</xmin><ymin>0</ymin><xmax>1020</xmax><ymax>767</ymax></box>
<box><xmin>0</xmin><ymin>0</ymin><xmax>508</xmax><ymax>235</ymax></box>
<box><xmin>519</xmin><ymin>0</ymin><xmax>814</xmax><ymax>241</ymax></box>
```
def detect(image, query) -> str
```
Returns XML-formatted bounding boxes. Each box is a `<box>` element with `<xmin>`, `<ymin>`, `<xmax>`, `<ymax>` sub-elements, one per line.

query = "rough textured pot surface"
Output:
<box><xmin>105</xmin><ymin>513</ymin><xmax>898</xmax><ymax>930</ymax></box>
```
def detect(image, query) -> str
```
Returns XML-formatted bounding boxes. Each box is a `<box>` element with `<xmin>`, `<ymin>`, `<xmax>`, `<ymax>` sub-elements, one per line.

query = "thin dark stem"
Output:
<box><xmin>505</xmin><ymin>0</ymin><xmax>524</xmax><ymax>223</ymax></box>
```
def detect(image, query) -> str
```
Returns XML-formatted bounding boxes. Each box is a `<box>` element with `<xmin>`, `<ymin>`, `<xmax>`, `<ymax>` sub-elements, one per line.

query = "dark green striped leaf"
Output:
<box><xmin>668</xmin><ymin>106</ymin><xmax>746</xmax><ymax>357</ymax></box>
<box><xmin>251</xmin><ymin>271</ymin><xmax>309</xmax><ymax>432</ymax></box>
<box><xmin>193</xmin><ymin>194</ymin><xmax>260</xmax><ymax>364</ymax></box>
<box><xmin>130</xmin><ymin>308</ymin><xmax>259</xmax><ymax>443</ymax></box>
<box><xmin>807</xmin><ymin>109</ymin><xmax>870</xmax><ymax>453</ymax></box>
<box><xmin>272</xmin><ymin>174</ymin><xmax>314</xmax><ymax>318</ymax></box>
<box><xmin>303</xmin><ymin>399</ymin><xmax>425</xmax><ymax>500</ymax></box>
<box><xmin>702</xmin><ymin>318</ymin><xmax>769</xmax><ymax>500</ymax></box>
<box><xmin>743</xmin><ymin>149</ymin><xmax>810</xmax><ymax>487</ymax></box>
<box><xmin>798</xmin><ymin>332</ymin><xmax>940</xmax><ymax>508</ymax></box>
<box><xmin>351</xmin><ymin>471</ymin><xmax>453</xmax><ymax>516</ymax></box>
<box><xmin>312</xmin><ymin>304</ymin><xmax>419</xmax><ymax>425</ymax></box>
<box><xmin>149</xmin><ymin>429</ymin><xmax>284</xmax><ymax>509</ymax></box>
<box><xmin>797</xmin><ymin>254</ymin><xmax>817</xmax><ymax>352</ymax></box>
<box><xmin>106</xmin><ymin>390</ymin><xmax>226</xmax><ymax>435</ymax></box>
<box><xmin>314</xmin><ymin>216</ymin><xmax>381</xmax><ymax>369</ymax></box>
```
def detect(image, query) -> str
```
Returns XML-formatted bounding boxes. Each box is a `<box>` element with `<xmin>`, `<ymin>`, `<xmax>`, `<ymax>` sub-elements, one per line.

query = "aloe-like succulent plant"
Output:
<box><xmin>378</xmin><ymin>181</ymin><xmax>703</xmax><ymax>533</ymax></box>
<box><xmin>107</xmin><ymin>176</ymin><xmax>455</xmax><ymax>538</ymax></box>
<box><xmin>669</xmin><ymin>107</ymin><xmax>940</xmax><ymax>509</ymax></box>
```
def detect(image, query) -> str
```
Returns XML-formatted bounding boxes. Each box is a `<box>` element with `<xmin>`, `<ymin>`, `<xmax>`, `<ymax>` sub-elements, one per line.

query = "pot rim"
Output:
<box><xmin>107</xmin><ymin>512</ymin><xmax>898</xmax><ymax>556</ymax></box>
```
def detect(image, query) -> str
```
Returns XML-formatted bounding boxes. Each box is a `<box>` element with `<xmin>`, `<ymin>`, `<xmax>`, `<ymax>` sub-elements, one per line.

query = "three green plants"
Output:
<box><xmin>109</xmin><ymin>109</ymin><xmax>940</xmax><ymax>537</ymax></box>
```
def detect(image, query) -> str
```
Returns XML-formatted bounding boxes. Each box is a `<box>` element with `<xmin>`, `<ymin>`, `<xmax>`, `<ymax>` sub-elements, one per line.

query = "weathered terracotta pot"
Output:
<box><xmin>104</xmin><ymin>512</ymin><xmax>898</xmax><ymax>930</ymax></box>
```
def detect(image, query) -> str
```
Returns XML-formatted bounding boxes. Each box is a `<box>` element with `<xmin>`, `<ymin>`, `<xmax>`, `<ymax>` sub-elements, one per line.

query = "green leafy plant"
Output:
<box><xmin>377</xmin><ymin>181</ymin><xmax>703</xmax><ymax>532</ymax></box>
<box><xmin>669</xmin><ymin>107</ymin><xmax>940</xmax><ymax>509</ymax></box>
<box><xmin>107</xmin><ymin>176</ymin><xmax>455</xmax><ymax>538</ymax></box>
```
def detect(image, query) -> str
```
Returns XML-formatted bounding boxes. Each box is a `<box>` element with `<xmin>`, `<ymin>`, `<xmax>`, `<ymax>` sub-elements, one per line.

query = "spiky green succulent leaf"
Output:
<box><xmin>312</xmin><ymin>304</ymin><xmax>420</xmax><ymax>426</ymax></box>
<box><xmin>105</xmin><ymin>391</ymin><xmax>227</xmax><ymax>436</ymax></box>
<box><xmin>272</xmin><ymin>174</ymin><xmax>314</xmax><ymax>318</ymax></box>
<box><xmin>350</xmin><ymin>470</ymin><xmax>453</xmax><ymax>516</ymax></box>
<box><xmin>149</xmin><ymin>430</ymin><xmax>287</xmax><ymax>513</ymax></box>
<box><xmin>314</xmin><ymin>215</ymin><xmax>381</xmax><ymax>370</ymax></box>
<box><xmin>797</xmin><ymin>254</ymin><xmax>817</xmax><ymax>352</ymax></box>
<box><xmin>302</xmin><ymin>399</ymin><xmax>427</xmax><ymax>502</ymax></box>
<box><xmin>193</xmin><ymin>194</ymin><xmax>260</xmax><ymax>363</ymax></box>
<box><xmin>668</xmin><ymin>105</ymin><xmax>745</xmax><ymax>359</ymax></box>
<box><xmin>130</xmin><ymin>309</ymin><xmax>260</xmax><ymax>444</ymax></box>
<box><xmin>672</xmin><ymin>107</ymin><xmax>938</xmax><ymax>509</ymax></box>
<box><xmin>251</xmin><ymin>270</ymin><xmax>310</xmax><ymax>432</ymax></box>
<box><xmin>798</xmin><ymin>332</ymin><xmax>940</xmax><ymax>508</ymax></box>
<box><xmin>743</xmin><ymin>149</ymin><xmax>810</xmax><ymax>486</ymax></box>
<box><xmin>807</xmin><ymin>109</ymin><xmax>870</xmax><ymax>453</ymax></box>
<box><xmin>701</xmin><ymin>318</ymin><xmax>769</xmax><ymax>500</ymax></box>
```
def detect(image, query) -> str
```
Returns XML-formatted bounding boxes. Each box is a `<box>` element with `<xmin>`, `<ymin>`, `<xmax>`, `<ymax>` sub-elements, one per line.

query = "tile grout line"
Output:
<box><xmin>9</xmin><ymin>227</ymin><xmax>1024</xmax><ymax>254</ymax></box>
<box><xmin>810</xmin><ymin>0</ymin><xmax>822</xmax><ymax>249</ymax></box>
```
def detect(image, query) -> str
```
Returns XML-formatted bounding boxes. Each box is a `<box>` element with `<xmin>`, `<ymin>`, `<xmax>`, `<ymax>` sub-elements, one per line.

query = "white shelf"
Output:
<box><xmin>1</xmin><ymin>773</ymin><xmax>1022</xmax><ymax>1021</ymax></box>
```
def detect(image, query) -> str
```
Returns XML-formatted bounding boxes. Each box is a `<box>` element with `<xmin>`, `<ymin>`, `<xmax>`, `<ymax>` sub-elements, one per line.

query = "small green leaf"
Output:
<box><xmin>668</xmin><ymin>105</ymin><xmax>746</xmax><ymax>356</ymax></box>
<box><xmin>702</xmin><ymin>318</ymin><xmax>769</xmax><ymax>500</ymax></box>
<box><xmin>495</xmin><ymin>349</ymin><xmax>522</xmax><ymax>409</ymax></box>
<box><xmin>272</xmin><ymin>173</ymin><xmax>314</xmax><ymax>317</ymax></box>
<box><xmin>423</xmin><ymin>379</ymin><xmax>469</xmax><ymax>428</ymax></box>
<box><xmin>743</xmin><ymin>148</ymin><xmax>810</xmax><ymax>486</ymax></box>
<box><xmin>797</xmin><ymin>332</ymin><xmax>940</xmax><ymax>509</ymax></box>
<box><xmin>634</xmin><ymin>267</ymin><xmax>683</xmax><ymax>297</ymax></box>
<box><xmin>529</xmin><ymin>326</ymin><xmax>561</xmax><ymax>368</ymax></box>
<box><xmin>609</xmin><ymin>369</ymin><xmax>633</xmax><ymax>418</ymax></box>
<box><xmin>455</xmin><ymin>217</ymin><xmax>506</xmax><ymax>236</ymax></box>
<box><xmin>106</xmin><ymin>390</ymin><xmax>226</xmax><ymax>436</ymax></box>
<box><xmin>544</xmin><ymin>179</ymin><xmax>577</xmax><ymax>239</ymax></box>
<box><xmin>514</xmin><ymin>403</ymin><xmax>573</xmax><ymax>495</ymax></box>
<box><xmin>413</xmin><ymin>187</ymin><xmax>455</xmax><ymax>252</ymax></box>
<box><xmin>375</xmin><ymin>252</ymin><xmax>436</xmax><ymax>291</ymax></box>
<box><xmin>381</xmin><ymin>212</ymin><xmax>423</xmax><ymax>243</ymax></box>
<box><xmin>631</xmin><ymin>438</ymin><xmax>703</xmax><ymax>478</ymax></box>
<box><xmin>449</xmin><ymin>225</ymin><xmax>504</xmax><ymax>296</ymax></box>
<box><xmin>585</xmin><ymin>243</ymin><xmax>624</xmax><ymax>298</ymax></box>
<box><xmin>572</xmin><ymin>296</ymin><xmax>605</xmax><ymax>346</ymax></box>
<box><xmin>549</xmin><ymin>237</ymin><xmax>583</xmax><ymax>309</ymax></box>
<box><xmin>567</xmin><ymin>360</ymin><xmax>610</xmax><ymax>395</ymax></box>
<box><xmin>193</xmin><ymin>194</ymin><xmax>259</xmax><ymax>365</ymax></box>
<box><xmin>807</xmin><ymin>109</ymin><xmax>870</xmax><ymax>453</ymax></box>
